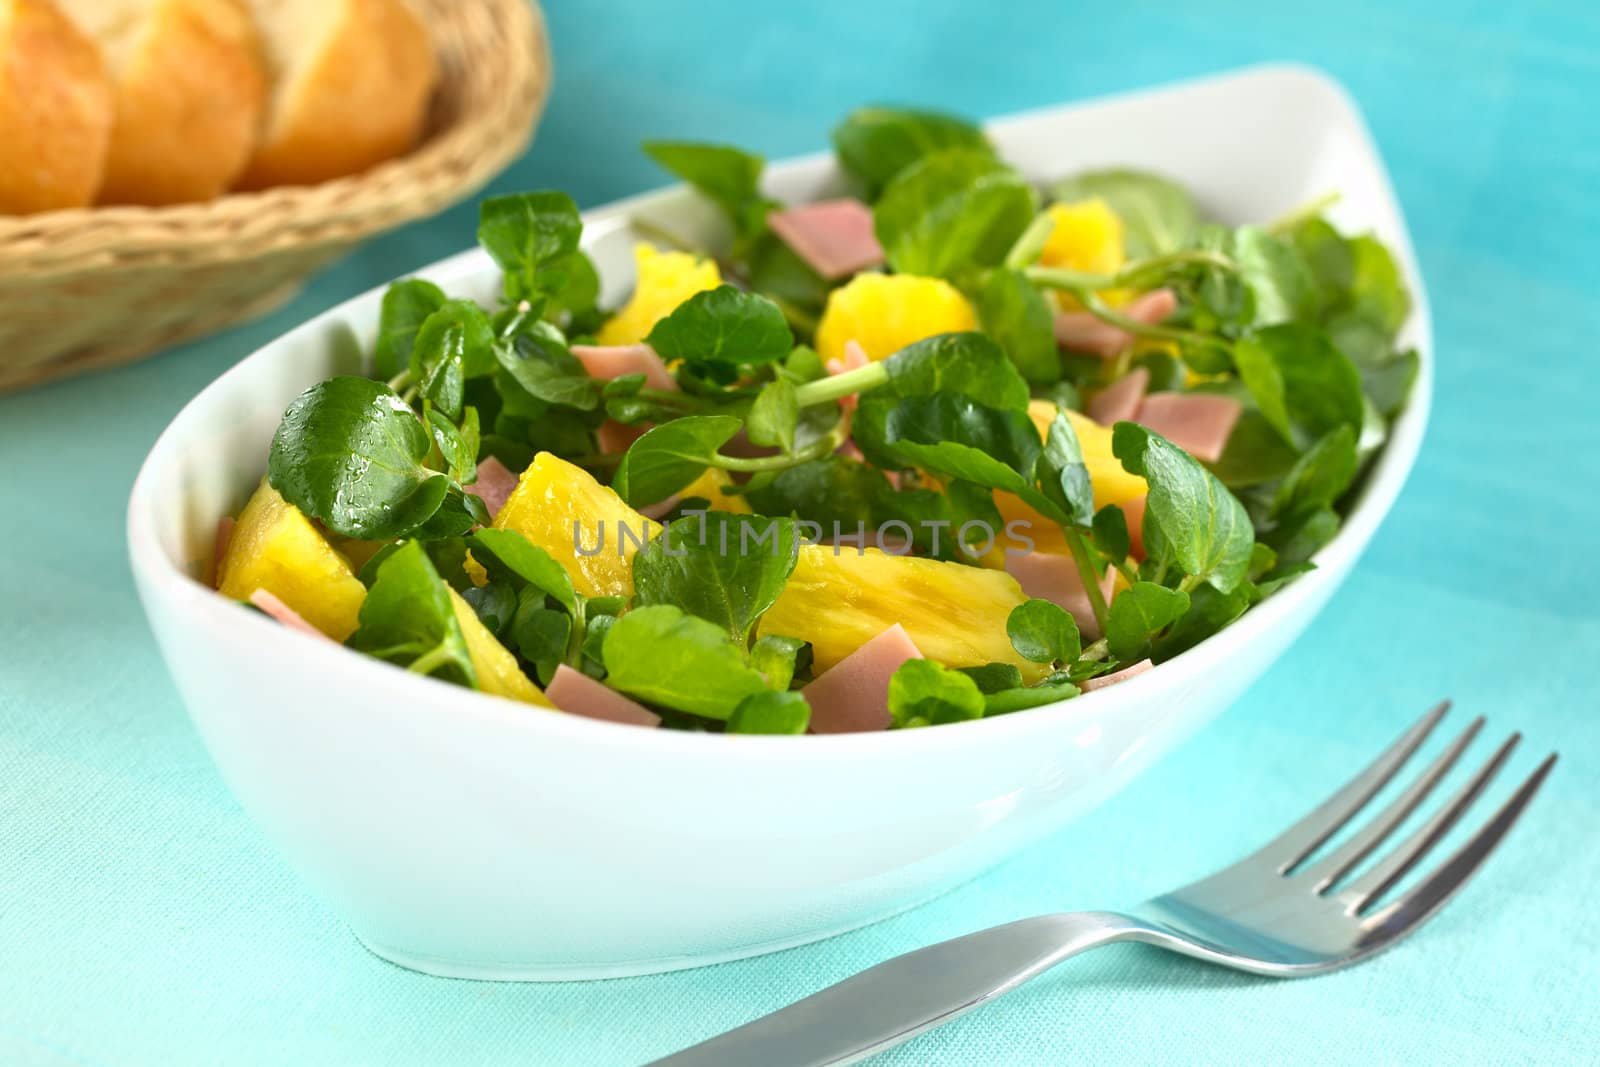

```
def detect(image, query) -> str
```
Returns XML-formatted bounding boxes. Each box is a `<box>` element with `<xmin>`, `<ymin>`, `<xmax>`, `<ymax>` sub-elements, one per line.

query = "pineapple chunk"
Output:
<box><xmin>447</xmin><ymin>588</ymin><xmax>553</xmax><ymax>707</ymax></box>
<box><xmin>814</xmin><ymin>272</ymin><xmax>978</xmax><ymax>365</ymax></box>
<box><xmin>217</xmin><ymin>480</ymin><xmax>367</xmax><ymax>641</ymax></box>
<box><xmin>677</xmin><ymin>467</ymin><xmax>751</xmax><ymax>514</ymax></box>
<box><xmin>491</xmin><ymin>452</ymin><xmax>659</xmax><ymax>599</ymax></box>
<box><xmin>1040</xmin><ymin>198</ymin><xmax>1126</xmax><ymax>276</ymax></box>
<box><xmin>758</xmin><ymin>546</ymin><xmax>1048</xmax><ymax>681</ymax></box>
<box><xmin>596</xmin><ymin>243</ymin><xmax>721</xmax><ymax>346</ymax></box>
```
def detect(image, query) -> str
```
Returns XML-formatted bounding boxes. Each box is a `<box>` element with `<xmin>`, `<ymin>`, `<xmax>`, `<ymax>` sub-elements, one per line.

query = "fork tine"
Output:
<box><xmin>1298</xmin><ymin>717</ymin><xmax>1485</xmax><ymax>890</ymax></box>
<box><xmin>1357</xmin><ymin>753</ymin><xmax>1556</xmax><ymax>939</ymax></box>
<box><xmin>1343</xmin><ymin>733</ymin><xmax>1522</xmax><ymax>909</ymax></box>
<box><xmin>1254</xmin><ymin>700</ymin><xmax>1451</xmax><ymax>872</ymax></box>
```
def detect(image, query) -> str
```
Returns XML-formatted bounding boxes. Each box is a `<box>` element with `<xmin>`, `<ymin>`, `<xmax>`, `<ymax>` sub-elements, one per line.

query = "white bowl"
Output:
<box><xmin>128</xmin><ymin>64</ymin><xmax>1431</xmax><ymax>980</ymax></box>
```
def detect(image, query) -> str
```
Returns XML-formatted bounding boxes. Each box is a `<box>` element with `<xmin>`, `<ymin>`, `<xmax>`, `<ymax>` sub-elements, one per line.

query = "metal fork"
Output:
<box><xmin>652</xmin><ymin>702</ymin><xmax>1556</xmax><ymax>1067</ymax></box>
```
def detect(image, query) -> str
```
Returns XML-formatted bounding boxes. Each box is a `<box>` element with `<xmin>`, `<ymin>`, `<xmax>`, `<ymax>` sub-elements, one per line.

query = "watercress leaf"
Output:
<box><xmin>268</xmin><ymin>377</ymin><xmax>449</xmax><ymax>539</ymax></box>
<box><xmin>642</xmin><ymin>141</ymin><xmax>766</xmax><ymax>228</ymax></box>
<box><xmin>1207</xmin><ymin>409</ymin><xmax>1300</xmax><ymax>489</ymax></box>
<box><xmin>887</xmin><ymin>658</ymin><xmax>986</xmax><ymax>728</ymax></box>
<box><xmin>1112</xmin><ymin>422</ymin><xmax>1254</xmax><ymax>592</ymax></box>
<box><xmin>881</xmin><ymin>394</ymin><xmax>1051</xmax><ymax>514</ymax></box>
<box><xmin>611</xmin><ymin>414</ymin><xmax>743</xmax><ymax>508</ymax></box>
<box><xmin>1049</xmin><ymin>168</ymin><xmax>1197</xmax><ymax>256</ymax></box>
<box><xmin>348</xmin><ymin>541</ymin><xmax>477</xmax><ymax>687</ymax></box>
<box><xmin>356</xmin><ymin>542</ymin><xmax>402</xmax><ymax>587</ymax></box>
<box><xmin>874</xmin><ymin>148</ymin><xmax>1037</xmax><ymax>278</ymax></box>
<box><xmin>1233</xmin><ymin>225</ymin><xmax>1317</xmax><ymax>326</ymax></box>
<box><xmin>831</xmin><ymin>105</ymin><xmax>990</xmax><ymax>195</ymax></box>
<box><xmin>426</xmin><ymin>407</ymin><xmax>477</xmax><ymax>483</ymax></box>
<box><xmin>462</xmin><ymin>580</ymin><xmax>517</xmax><ymax>637</ymax></box>
<box><xmin>374</xmin><ymin>279</ymin><xmax>446</xmax><ymax>380</ymax></box>
<box><xmin>1092</xmin><ymin>504</ymin><xmax>1131</xmax><ymax>563</ymax></box>
<box><xmin>1272</xmin><ymin>424</ymin><xmax>1358</xmax><ymax>519</ymax></box>
<box><xmin>478</xmin><ymin>191</ymin><xmax>583</xmax><ymax>297</ymax></box>
<box><xmin>1266</xmin><ymin>505</ymin><xmax>1340</xmax><ymax>565</ymax></box>
<box><xmin>1131</xmin><ymin>349</ymin><xmax>1186</xmax><ymax>393</ymax></box>
<box><xmin>602</xmin><ymin>604</ymin><xmax>770</xmax><ymax>719</ymax></box>
<box><xmin>956</xmin><ymin>663</ymin><xmax>1025</xmax><ymax>694</ymax></box>
<box><xmin>746</xmin><ymin>377</ymin><xmax>799</xmax><ymax>452</ymax></box>
<box><xmin>978</xmin><ymin>268</ymin><xmax>1060</xmax><ymax>385</ymax></box>
<box><xmin>646</xmin><ymin>285</ymin><xmax>793</xmax><ymax>370</ymax></box>
<box><xmin>410</xmin><ymin>486</ymin><xmax>483</xmax><ymax>540</ymax></box>
<box><xmin>1364</xmin><ymin>348</ymin><xmax>1419</xmax><ymax>419</ymax></box>
<box><xmin>412</xmin><ymin>300</ymin><xmax>498</xmax><ymax>420</ymax></box>
<box><xmin>750</xmin><ymin>634</ymin><xmax>808</xmax><ymax>691</ymax></box>
<box><xmin>422</xmin><ymin>536</ymin><xmax>471</xmax><ymax>590</ymax></box>
<box><xmin>741</xmin><ymin>455</ymin><xmax>890</xmax><ymax>529</ymax></box>
<box><xmin>494</xmin><ymin>317</ymin><xmax>599</xmax><ymax>411</ymax></box>
<box><xmin>1007</xmin><ymin>598</ymin><xmax>1081</xmax><ymax>664</ymax></box>
<box><xmin>579</xmin><ymin>611</ymin><xmax>617</xmax><ymax>675</ymax></box>
<box><xmin>468</xmin><ymin>528</ymin><xmax>578</xmax><ymax>615</ymax></box>
<box><xmin>984</xmin><ymin>681</ymin><xmax>1079</xmax><ymax>716</ymax></box>
<box><xmin>512</xmin><ymin>599</ymin><xmax>571</xmax><ymax>682</ymax></box>
<box><xmin>633</xmin><ymin>513</ymin><xmax>799</xmax><ymax>644</ymax></box>
<box><xmin>727</xmin><ymin>689</ymin><xmax>810</xmax><ymax>735</ymax></box>
<box><xmin>746</xmin><ymin>233</ymin><xmax>830</xmax><ymax>310</ymax></box>
<box><xmin>1105</xmin><ymin>581</ymin><xmax>1191</xmax><ymax>661</ymax></box>
<box><xmin>546</xmin><ymin>249</ymin><xmax>601</xmax><ymax>320</ymax></box>
<box><xmin>1151</xmin><ymin>582</ymin><xmax>1249</xmax><ymax>661</ymax></box>
<box><xmin>881</xmin><ymin>331</ymin><xmax>1030</xmax><ymax>409</ymax></box>
<box><xmin>1347</xmin><ymin>235</ymin><xmax>1410</xmax><ymax>335</ymax></box>
<box><xmin>1038</xmin><ymin>410</ymin><xmax>1095</xmax><ymax>527</ymax></box>
<box><xmin>1288</xmin><ymin>217</ymin><xmax>1354</xmax><ymax>295</ymax></box>
<box><xmin>1232</xmin><ymin>323</ymin><xmax>1365</xmax><ymax>450</ymax></box>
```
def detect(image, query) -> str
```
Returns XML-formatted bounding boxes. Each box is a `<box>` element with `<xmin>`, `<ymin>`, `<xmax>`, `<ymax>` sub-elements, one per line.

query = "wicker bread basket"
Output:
<box><xmin>0</xmin><ymin>0</ymin><xmax>551</xmax><ymax>393</ymax></box>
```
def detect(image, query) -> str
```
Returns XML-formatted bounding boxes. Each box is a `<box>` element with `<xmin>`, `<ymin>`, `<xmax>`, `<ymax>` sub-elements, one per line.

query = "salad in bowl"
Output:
<box><xmin>212</xmin><ymin>102</ymin><xmax>1416</xmax><ymax>737</ymax></box>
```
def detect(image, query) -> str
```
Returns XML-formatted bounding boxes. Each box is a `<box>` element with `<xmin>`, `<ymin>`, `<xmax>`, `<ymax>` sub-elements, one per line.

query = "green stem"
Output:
<box><xmin>564</xmin><ymin>600</ymin><xmax>587</xmax><ymax>668</ymax></box>
<box><xmin>1112</xmin><ymin>557</ymin><xmax>1140</xmax><ymax>587</ymax></box>
<box><xmin>1026</xmin><ymin>248</ymin><xmax>1237</xmax><ymax>293</ymax></box>
<box><xmin>386</xmin><ymin>369</ymin><xmax>412</xmax><ymax>393</ymax></box>
<box><xmin>1177</xmin><ymin>573</ymin><xmax>1203</xmax><ymax>595</ymax></box>
<box><xmin>1063</xmin><ymin>528</ymin><xmax>1110</xmax><ymax>636</ymax></box>
<box><xmin>709</xmin><ymin>421</ymin><xmax>847</xmax><ymax>473</ymax></box>
<box><xmin>1004</xmin><ymin>212</ymin><xmax>1057</xmax><ymax>270</ymax></box>
<box><xmin>1266</xmin><ymin>190</ymin><xmax>1341</xmax><ymax>235</ymax></box>
<box><xmin>408</xmin><ymin>644</ymin><xmax>455</xmax><ymax>678</ymax></box>
<box><xmin>793</xmin><ymin>360</ymin><xmax>889</xmax><ymax>407</ymax></box>
<box><xmin>400</xmin><ymin>384</ymin><xmax>420</xmax><ymax>405</ymax></box>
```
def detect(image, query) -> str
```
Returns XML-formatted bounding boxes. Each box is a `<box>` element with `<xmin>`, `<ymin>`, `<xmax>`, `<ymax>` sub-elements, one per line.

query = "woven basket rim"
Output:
<box><xmin>0</xmin><ymin>0</ymin><xmax>551</xmax><ymax>279</ymax></box>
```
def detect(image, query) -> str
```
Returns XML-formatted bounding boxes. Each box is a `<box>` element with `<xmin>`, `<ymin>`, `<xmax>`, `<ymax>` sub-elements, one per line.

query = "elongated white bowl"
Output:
<box><xmin>128</xmin><ymin>64</ymin><xmax>1431</xmax><ymax>980</ymax></box>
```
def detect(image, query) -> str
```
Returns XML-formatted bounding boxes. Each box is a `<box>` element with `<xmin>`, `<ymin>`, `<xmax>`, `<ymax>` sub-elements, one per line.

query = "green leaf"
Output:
<box><xmin>746</xmin><ymin>378</ymin><xmax>799</xmax><ymax>452</ymax></box>
<box><xmin>646</xmin><ymin>285</ymin><xmax>793</xmax><ymax>372</ymax></box>
<box><xmin>461</xmin><ymin>581</ymin><xmax>516</xmax><ymax>637</ymax></box>
<box><xmin>602</xmin><ymin>605</ymin><xmax>770</xmax><ymax>720</ymax></box>
<box><xmin>1112</xmin><ymin>423</ymin><xmax>1254</xmax><ymax>592</ymax></box>
<box><xmin>880</xmin><ymin>331</ymin><xmax>1031</xmax><ymax>409</ymax></box>
<box><xmin>611</xmin><ymin>414</ymin><xmax>743</xmax><ymax>507</ymax></box>
<box><xmin>1092</xmin><ymin>504</ymin><xmax>1131</xmax><ymax>563</ymax></box>
<box><xmin>1049</xmin><ymin>168</ymin><xmax>1198</xmax><ymax>256</ymax></box>
<box><xmin>1232</xmin><ymin>323</ymin><xmax>1365</xmax><ymax>450</ymax></box>
<box><xmin>978</xmin><ymin>268</ymin><xmax>1060</xmax><ymax>385</ymax></box>
<box><xmin>1267</xmin><ymin>505</ymin><xmax>1340</xmax><ymax>565</ymax></box>
<box><xmin>374</xmin><ymin>279</ymin><xmax>446</xmax><ymax>380</ymax></box>
<box><xmin>1208</xmin><ymin>410</ymin><xmax>1300</xmax><ymax>489</ymax></box>
<box><xmin>1007</xmin><ymin>599</ymin><xmax>1082</xmax><ymax>664</ymax></box>
<box><xmin>494</xmin><ymin>318</ymin><xmax>599</xmax><ymax>411</ymax></box>
<box><xmin>955</xmin><ymin>663</ymin><xmax>1025</xmax><ymax>694</ymax></box>
<box><xmin>426</xmin><ymin>406</ymin><xmax>478</xmax><ymax>483</ymax></box>
<box><xmin>1152</xmin><ymin>583</ymin><xmax>1250</xmax><ymax>661</ymax></box>
<box><xmin>268</xmin><ymin>377</ymin><xmax>449</xmax><ymax>539</ymax></box>
<box><xmin>741</xmin><ymin>455</ymin><xmax>890</xmax><ymax>529</ymax></box>
<box><xmin>1272</xmin><ymin>425</ymin><xmax>1358</xmax><ymax>519</ymax></box>
<box><xmin>478</xmin><ymin>191</ymin><xmax>583</xmax><ymax>298</ymax></box>
<box><xmin>579</xmin><ymin>611</ymin><xmax>617</xmax><ymax>674</ymax></box>
<box><xmin>1347</xmin><ymin>235</ymin><xmax>1410</xmax><ymax>334</ymax></box>
<box><xmin>1037</xmin><ymin>410</ymin><xmax>1095</xmax><ymax>527</ymax></box>
<box><xmin>750</xmin><ymin>634</ymin><xmax>808</xmax><ymax>691</ymax></box>
<box><xmin>643</xmin><ymin>141</ymin><xmax>767</xmax><ymax>229</ymax></box>
<box><xmin>1364</xmin><ymin>348</ymin><xmax>1419</xmax><ymax>419</ymax></box>
<box><xmin>887</xmin><ymin>658</ymin><xmax>986</xmax><ymax>728</ymax></box>
<box><xmin>831</xmin><ymin>105</ymin><xmax>990</xmax><ymax>195</ymax></box>
<box><xmin>412</xmin><ymin>300</ymin><xmax>498</xmax><ymax>420</ymax></box>
<box><xmin>632</xmin><ymin>513</ymin><xmax>799</xmax><ymax>644</ymax></box>
<box><xmin>467</xmin><ymin>528</ymin><xmax>578</xmax><ymax>614</ymax></box>
<box><xmin>874</xmin><ymin>148</ymin><xmax>1037</xmax><ymax>279</ymax></box>
<box><xmin>348</xmin><ymin>541</ymin><xmax>477</xmax><ymax>687</ymax></box>
<box><xmin>984</xmin><ymin>681</ymin><xmax>1079</xmax><ymax>715</ymax></box>
<box><xmin>1233</xmin><ymin>225</ymin><xmax>1317</xmax><ymax>326</ymax></box>
<box><xmin>727</xmin><ymin>689</ymin><xmax>811</xmax><ymax>735</ymax></box>
<box><xmin>1105</xmin><ymin>581</ymin><xmax>1191</xmax><ymax>661</ymax></box>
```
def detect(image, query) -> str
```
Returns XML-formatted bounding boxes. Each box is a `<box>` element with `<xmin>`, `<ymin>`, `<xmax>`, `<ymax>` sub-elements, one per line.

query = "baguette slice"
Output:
<box><xmin>60</xmin><ymin>0</ymin><xmax>266</xmax><ymax>205</ymax></box>
<box><xmin>0</xmin><ymin>0</ymin><xmax>114</xmax><ymax>213</ymax></box>
<box><xmin>237</xmin><ymin>0</ymin><xmax>437</xmax><ymax>189</ymax></box>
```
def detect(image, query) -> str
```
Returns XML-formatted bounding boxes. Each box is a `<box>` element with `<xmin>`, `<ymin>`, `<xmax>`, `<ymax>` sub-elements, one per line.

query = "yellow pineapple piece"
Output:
<box><xmin>490</xmin><ymin>452</ymin><xmax>659</xmax><ymax>600</ymax></box>
<box><xmin>1040</xmin><ymin>199</ymin><xmax>1125</xmax><ymax>276</ymax></box>
<box><xmin>595</xmin><ymin>243</ymin><xmax>721</xmax><ymax>346</ymax></box>
<box><xmin>814</xmin><ymin>272</ymin><xmax>978</xmax><ymax>365</ymax></box>
<box><xmin>447</xmin><ymin>588</ymin><xmax>553</xmax><ymax>708</ymax></box>
<box><xmin>758</xmin><ymin>546</ymin><xmax>1048</xmax><ymax>681</ymax></box>
<box><xmin>676</xmin><ymin>467</ymin><xmax>751</xmax><ymax>513</ymax></box>
<box><xmin>217</xmin><ymin>480</ymin><xmax>368</xmax><ymax>641</ymax></box>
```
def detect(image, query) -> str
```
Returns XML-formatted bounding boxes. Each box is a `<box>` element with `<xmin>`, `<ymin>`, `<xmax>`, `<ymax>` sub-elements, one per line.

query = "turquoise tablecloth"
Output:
<box><xmin>3</xmin><ymin>2</ymin><xmax>1597</xmax><ymax>1063</ymax></box>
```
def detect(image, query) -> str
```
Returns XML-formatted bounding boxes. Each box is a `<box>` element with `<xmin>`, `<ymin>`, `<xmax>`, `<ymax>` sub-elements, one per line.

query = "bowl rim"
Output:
<box><xmin>127</xmin><ymin>62</ymin><xmax>1432</xmax><ymax>758</ymax></box>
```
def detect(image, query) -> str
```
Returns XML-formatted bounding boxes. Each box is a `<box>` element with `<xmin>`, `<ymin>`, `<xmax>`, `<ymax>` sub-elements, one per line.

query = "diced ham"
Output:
<box><xmin>466</xmin><ymin>456</ymin><xmax>519</xmax><ymax>520</ymax></box>
<box><xmin>1004</xmin><ymin>552</ymin><xmax>1116</xmax><ymax>642</ymax></box>
<box><xmin>1136</xmin><ymin>392</ymin><xmax>1242</xmax><ymax>462</ymax></box>
<box><xmin>1081</xmin><ymin>658</ymin><xmax>1153</xmax><ymax>691</ymax></box>
<box><xmin>1053</xmin><ymin>288</ymin><xmax>1178</xmax><ymax>358</ymax></box>
<box><xmin>1122</xmin><ymin>495</ymin><xmax>1147</xmax><ymax>560</ymax></box>
<box><xmin>545</xmin><ymin>664</ymin><xmax>661</xmax><ymax>728</ymax></box>
<box><xmin>767</xmin><ymin>199</ymin><xmax>884</xmax><ymax>280</ymax></box>
<box><xmin>211</xmin><ymin>516</ymin><xmax>235</xmax><ymax>589</ymax></box>
<box><xmin>571</xmin><ymin>343</ymin><xmax>678</xmax><ymax>392</ymax></box>
<box><xmin>803</xmin><ymin>623</ymin><xmax>922</xmax><ymax>734</ymax></box>
<box><xmin>248</xmin><ymin>589</ymin><xmax>331</xmax><ymax>641</ymax></box>
<box><xmin>1088</xmin><ymin>366</ymin><xmax>1149</xmax><ymax>426</ymax></box>
<box><xmin>597</xmin><ymin>419</ymin><xmax>650</xmax><ymax>455</ymax></box>
<box><xmin>824</xmin><ymin>339</ymin><xmax>871</xmax><ymax>413</ymax></box>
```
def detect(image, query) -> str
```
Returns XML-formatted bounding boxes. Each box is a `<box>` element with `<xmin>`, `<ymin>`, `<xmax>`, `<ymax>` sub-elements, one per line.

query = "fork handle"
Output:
<box><xmin>647</xmin><ymin>911</ymin><xmax>1146</xmax><ymax>1067</ymax></box>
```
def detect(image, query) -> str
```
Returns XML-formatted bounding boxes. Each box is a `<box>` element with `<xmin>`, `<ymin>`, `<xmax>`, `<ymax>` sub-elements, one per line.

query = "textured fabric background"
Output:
<box><xmin>2</xmin><ymin>2</ymin><xmax>1597</xmax><ymax>1064</ymax></box>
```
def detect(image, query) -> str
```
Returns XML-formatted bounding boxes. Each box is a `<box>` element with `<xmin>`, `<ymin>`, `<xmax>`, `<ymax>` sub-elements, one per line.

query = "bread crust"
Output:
<box><xmin>91</xmin><ymin>0</ymin><xmax>267</xmax><ymax>205</ymax></box>
<box><xmin>236</xmin><ymin>0</ymin><xmax>437</xmax><ymax>189</ymax></box>
<box><xmin>0</xmin><ymin>0</ymin><xmax>114</xmax><ymax>213</ymax></box>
